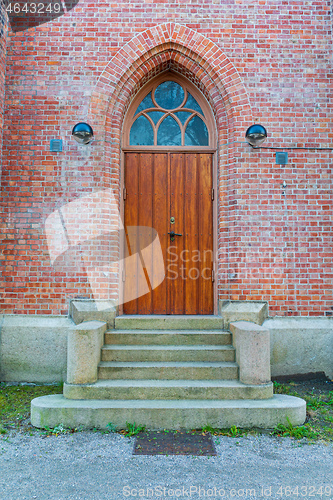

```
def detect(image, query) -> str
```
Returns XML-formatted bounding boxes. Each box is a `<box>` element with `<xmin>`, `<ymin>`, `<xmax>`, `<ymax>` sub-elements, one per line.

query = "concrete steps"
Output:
<box><xmin>105</xmin><ymin>330</ymin><xmax>231</xmax><ymax>345</ymax></box>
<box><xmin>31</xmin><ymin>394</ymin><xmax>307</xmax><ymax>430</ymax></box>
<box><xmin>99</xmin><ymin>320</ymin><xmax>238</xmax><ymax>383</ymax></box>
<box><xmin>98</xmin><ymin>360</ymin><xmax>239</xmax><ymax>380</ymax></box>
<box><xmin>31</xmin><ymin>314</ymin><xmax>306</xmax><ymax>430</ymax></box>
<box><xmin>63</xmin><ymin>379</ymin><xmax>274</xmax><ymax>400</ymax></box>
<box><xmin>101</xmin><ymin>344</ymin><xmax>235</xmax><ymax>362</ymax></box>
<box><xmin>114</xmin><ymin>315</ymin><xmax>223</xmax><ymax>330</ymax></box>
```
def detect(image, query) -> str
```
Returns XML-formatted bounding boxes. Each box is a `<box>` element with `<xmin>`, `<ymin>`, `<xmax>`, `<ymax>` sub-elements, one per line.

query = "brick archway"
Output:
<box><xmin>89</xmin><ymin>22</ymin><xmax>252</xmax><ymax>168</ymax></box>
<box><xmin>88</xmin><ymin>23</ymin><xmax>253</xmax><ymax>305</ymax></box>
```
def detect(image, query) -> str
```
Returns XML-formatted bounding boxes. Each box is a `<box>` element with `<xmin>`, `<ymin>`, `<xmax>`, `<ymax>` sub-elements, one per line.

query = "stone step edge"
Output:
<box><xmin>98</xmin><ymin>361</ymin><xmax>238</xmax><ymax>367</ymax></box>
<box><xmin>63</xmin><ymin>379</ymin><xmax>273</xmax><ymax>400</ymax></box>
<box><xmin>106</xmin><ymin>330</ymin><xmax>230</xmax><ymax>334</ymax></box>
<box><xmin>65</xmin><ymin>379</ymin><xmax>272</xmax><ymax>388</ymax></box>
<box><xmin>31</xmin><ymin>394</ymin><xmax>306</xmax><ymax>430</ymax></box>
<box><xmin>114</xmin><ymin>317</ymin><xmax>224</xmax><ymax>331</ymax></box>
<box><xmin>101</xmin><ymin>345</ymin><xmax>235</xmax><ymax>351</ymax></box>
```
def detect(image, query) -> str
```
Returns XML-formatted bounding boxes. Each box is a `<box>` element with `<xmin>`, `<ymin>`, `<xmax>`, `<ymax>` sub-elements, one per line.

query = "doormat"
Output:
<box><xmin>133</xmin><ymin>430</ymin><xmax>217</xmax><ymax>456</ymax></box>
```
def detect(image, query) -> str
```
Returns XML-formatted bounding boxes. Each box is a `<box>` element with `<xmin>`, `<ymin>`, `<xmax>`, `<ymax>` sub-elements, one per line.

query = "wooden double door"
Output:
<box><xmin>123</xmin><ymin>152</ymin><xmax>214</xmax><ymax>314</ymax></box>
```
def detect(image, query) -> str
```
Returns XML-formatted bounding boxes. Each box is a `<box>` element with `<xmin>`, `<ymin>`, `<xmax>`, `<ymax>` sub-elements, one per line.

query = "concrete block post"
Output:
<box><xmin>67</xmin><ymin>321</ymin><xmax>107</xmax><ymax>385</ymax></box>
<box><xmin>69</xmin><ymin>299</ymin><xmax>117</xmax><ymax>329</ymax></box>
<box><xmin>220</xmin><ymin>300</ymin><xmax>268</xmax><ymax>328</ymax></box>
<box><xmin>230</xmin><ymin>321</ymin><xmax>271</xmax><ymax>385</ymax></box>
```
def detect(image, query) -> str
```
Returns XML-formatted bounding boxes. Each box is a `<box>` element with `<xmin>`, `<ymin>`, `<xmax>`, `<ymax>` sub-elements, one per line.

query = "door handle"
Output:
<box><xmin>168</xmin><ymin>230</ymin><xmax>182</xmax><ymax>242</ymax></box>
<box><xmin>168</xmin><ymin>231</ymin><xmax>182</xmax><ymax>237</ymax></box>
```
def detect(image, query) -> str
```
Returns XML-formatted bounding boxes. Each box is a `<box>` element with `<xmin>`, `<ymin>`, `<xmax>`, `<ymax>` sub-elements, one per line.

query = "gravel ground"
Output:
<box><xmin>1</xmin><ymin>432</ymin><xmax>332</xmax><ymax>500</ymax></box>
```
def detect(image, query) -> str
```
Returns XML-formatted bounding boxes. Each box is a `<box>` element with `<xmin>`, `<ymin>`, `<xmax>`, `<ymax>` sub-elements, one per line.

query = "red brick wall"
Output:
<box><xmin>0</xmin><ymin>1</ymin><xmax>332</xmax><ymax>316</ymax></box>
<box><xmin>0</xmin><ymin>1</ymin><xmax>7</xmax><ymax>166</ymax></box>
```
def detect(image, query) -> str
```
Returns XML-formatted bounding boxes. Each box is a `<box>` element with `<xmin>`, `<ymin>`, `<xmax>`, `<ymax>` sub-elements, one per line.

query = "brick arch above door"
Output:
<box><xmin>88</xmin><ymin>22</ymin><xmax>253</xmax><ymax>167</ymax></box>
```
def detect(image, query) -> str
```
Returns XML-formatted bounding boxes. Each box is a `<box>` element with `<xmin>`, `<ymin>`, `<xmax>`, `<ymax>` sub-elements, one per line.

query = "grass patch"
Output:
<box><xmin>0</xmin><ymin>382</ymin><xmax>63</xmax><ymax>433</ymax></box>
<box><xmin>201</xmin><ymin>424</ymin><xmax>247</xmax><ymax>438</ymax></box>
<box><xmin>120</xmin><ymin>422</ymin><xmax>146</xmax><ymax>438</ymax></box>
<box><xmin>272</xmin><ymin>379</ymin><xmax>333</xmax><ymax>442</ymax></box>
<box><xmin>270</xmin><ymin>418</ymin><xmax>320</xmax><ymax>440</ymax></box>
<box><xmin>41</xmin><ymin>423</ymin><xmax>82</xmax><ymax>436</ymax></box>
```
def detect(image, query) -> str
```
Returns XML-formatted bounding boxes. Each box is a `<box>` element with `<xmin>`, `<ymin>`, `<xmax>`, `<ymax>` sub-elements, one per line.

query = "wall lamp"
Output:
<box><xmin>72</xmin><ymin>122</ymin><xmax>94</xmax><ymax>144</ymax></box>
<box><xmin>245</xmin><ymin>124</ymin><xmax>267</xmax><ymax>147</ymax></box>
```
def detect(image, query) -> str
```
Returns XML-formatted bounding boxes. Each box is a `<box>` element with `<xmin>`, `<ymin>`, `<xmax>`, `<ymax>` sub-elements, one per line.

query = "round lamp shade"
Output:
<box><xmin>245</xmin><ymin>124</ymin><xmax>267</xmax><ymax>147</ymax></box>
<box><xmin>72</xmin><ymin>122</ymin><xmax>94</xmax><ymax>144</ymax></box>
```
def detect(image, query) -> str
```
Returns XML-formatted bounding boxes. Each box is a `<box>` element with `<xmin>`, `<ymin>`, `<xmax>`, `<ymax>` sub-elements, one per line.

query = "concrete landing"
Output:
<box><xmin>63</xmin><ymin>379</ymin><xmax>274</xmax><ymax>400</ymax></box>
<box><xmin>115</xmin><ymin>315</ymin><xmax>224</xmax><ymax>330</ymax></box>
<box><xmin>105</xmin><ymin>330</ymin><xmax>231</xmax><ymax>345</ymax></box>
<box><xmin>31</xmin><ymin>394</ymin><xmax>306</xmax><ymax>430</ymax></box>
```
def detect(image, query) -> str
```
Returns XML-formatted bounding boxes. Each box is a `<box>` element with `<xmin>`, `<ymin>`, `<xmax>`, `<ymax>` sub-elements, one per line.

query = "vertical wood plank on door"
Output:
<box><xmin>124</xmin><ymin>153</ymin><xmax>139</xmax><ymax>314</ymax></box>
<box><xmin>199</xmin><ymin>153</ymin><xmax>214</xmax><ymax>314</ymax></box>
<box><xmin>152</xmin><ymin>153</ymin><xmax>168</xmax><ymax>314</ymax></box>
<box><xmin>170</xmin><ymin>153</ymin><xmax>185</xmax><ymax>314</ymax></box>
<box><xmin>137</xmin><ymin>153</ymin><xmax>153</xmax><ymax>314</ymax></box>
<box><xmin>184</xmin><ymin>153</ymin><xmax>199</xmax><ymax>314</ymax></box>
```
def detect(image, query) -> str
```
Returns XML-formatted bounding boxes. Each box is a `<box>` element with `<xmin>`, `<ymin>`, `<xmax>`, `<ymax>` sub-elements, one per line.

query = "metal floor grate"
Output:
<box><xmin>133</xmin><ymin>430</ymin><xmax>217</xmax><ymax>456</ymax></box>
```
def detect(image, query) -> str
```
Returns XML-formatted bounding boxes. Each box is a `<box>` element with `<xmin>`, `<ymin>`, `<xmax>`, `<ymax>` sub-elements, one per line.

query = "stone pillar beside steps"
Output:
<box><xmin>229</xmin><ymin>321</ymin><xmax>271</xmax><ymax>385</ymax></box>
<box><xmin>67</xmin><ymin>321</ymin><xmax>107</xmax><ymax>385</ymax></box>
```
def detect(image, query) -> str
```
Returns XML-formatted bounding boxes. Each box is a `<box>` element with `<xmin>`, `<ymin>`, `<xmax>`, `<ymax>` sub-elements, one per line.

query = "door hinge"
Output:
<box><xmin>211</xmin><ymin>188</ymin><xmax>214</xmax><ymax>201</ymax></box>
<box><xmin>122</xmin><ymin>269</ymin><xmax>126</xmax><ymax>282</ymax></box>
<box><xmin>123</xmin><ymin>187</ymin><xmax>127</xmax><ymax>200</ymax></box>
<box><xmin>211</xmin><ymin>269</ymin><xmax>215</xmax><ymax>282</ymax></box>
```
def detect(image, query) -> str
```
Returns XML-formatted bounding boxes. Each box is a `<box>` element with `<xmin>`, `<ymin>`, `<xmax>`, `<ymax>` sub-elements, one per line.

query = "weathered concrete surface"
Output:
<box><xmin>101</xmin><ymin>344</ymin><xmax>236</xmax><ymax>362</ymax></box>
<box><xmin>230</xmin><ymin>321</ymin><xmax>271</xmax><ymax>385</ymax></box>
<box><xmin>67</xmin><ymin>321</ymin><xmax>107</xmax><ymax>385</ymax></box>
<box><xmin>63</xmin><ymin>379</ymin><xmax>274</xmax><ymax>400</ymax></box>
<box><xmin>31</xmin><ymin>394</ymin><xmax>306</xmax><ymax>430</ymax></box>
<box><xmin>70</xmin><ymin>299</ymin><xmax>117</xmax><ymax>328</ymax></box>
<box><xmin>97</xmin><ymin>360</ymin><xmax>239</xmax><ymax>380</ymax></box>
<box><xmin>115</xmin><ymin>315</ymin><xmax>224</xmax><ymax>330</ymax></box>
<box><xmin>0</xmin><ymin>315</ymin><xmax>72</xmax><ymax>383</ymax></box>
<box><xmin>266</xmin><ymin>317</ymin><xmax>333</xmax><ymax>380</ymax></box>
<box><xmin>105</xmin><ymin>330</ymin><xmax>232</xmax><ymax>345</ymax></box>
<box><xmin>220</xmin><ymin>301</ymin><xmax>268</xmax><ymax>327</ymax></box>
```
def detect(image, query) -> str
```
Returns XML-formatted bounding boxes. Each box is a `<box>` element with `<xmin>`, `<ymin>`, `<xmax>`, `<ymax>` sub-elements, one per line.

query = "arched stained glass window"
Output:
<box><xmin>157</xmin><ymin>116</ymin><xmax>181</xmax><ymax>146</ymax></box>
<box><xmin>134</xmin><ymin>92</ymin><xmax>155</xmax><ymax>115</ymax></box>
<box><xmin>185</xmin><ymin>116</ymin><xmax>209</xmax><ymax>146</ymax></box>
<box><xmin>126</xmin><ymin>77</ymin><xmax>214</xmax><ymax>148</ymax></box>
<box><xmin>130</xmin><ymin>115</ymin><xmax>154</xmax><ymax>146</ymax></box>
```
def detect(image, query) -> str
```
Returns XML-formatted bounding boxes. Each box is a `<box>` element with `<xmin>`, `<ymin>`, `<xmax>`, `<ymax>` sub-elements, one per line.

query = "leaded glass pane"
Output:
<box><xmin>184</xmin><ymin>116</ymin><xmax>209</xmax><ymax>146</ymax></box>
<box><xmin>134</xmin><ymin>92</ymin><xmax>155</xmax><ymax>115</ymax></box>
<box><xmin>146</xmin><ymin>111</ymin><xmax>165</xmax><ymax>124</ymax></box>
<box><xmin>130</xmin><ymin>115</ymin><xmax>154</xmax><ymax>145</ymax></box>
<box><xmin>174</xmin><ymin>111</ymin><xmax>193</xmax><ymax>124</ymax></box>
<box><xmin>154</xmin><ymin>81</ymin><xmax>185</xmax><ymax>110</ymax></box>
<box><xmin>157</xmin><ymin>115</ymin><xmax>181</xmax><ymax>146</ymax></box>
<box><xmin>184</xmin><ymin>93</ymin><xmax>203</xmax><ymax>115</ymax></box>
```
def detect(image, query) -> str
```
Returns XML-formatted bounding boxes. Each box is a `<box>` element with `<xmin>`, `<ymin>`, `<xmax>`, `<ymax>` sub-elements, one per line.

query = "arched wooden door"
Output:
<box><xmin>122</xmin><ymin>74</ymin><xmax>216</xmax><ymax>314</ymax></box>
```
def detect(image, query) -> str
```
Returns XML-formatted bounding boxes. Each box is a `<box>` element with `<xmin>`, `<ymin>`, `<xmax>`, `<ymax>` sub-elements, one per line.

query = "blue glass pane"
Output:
<box><xmin>157</xmin><ymin>115</ymin><xmax>181</xmax><ymax>146</ymax></box>
<box><xmin>146</xmin><ymin>111</ymin><xmax>165</xmax><ymax>124</ymax></box>
<box><xmin>174</xmin><ymin>111</ymin><xmax>193</xmax><ymax>124</ymax></box>
<box><xmin>134</xmin><ymin>92</ymin><xmax>155</xmax><ymax>115</ymax></box>
<box><xmin>184</xmin><ymin>116</ymin><xmax>209</xmax><ymax>146</ymax></box>
<box><xmin>184</xmin><ymin>93</ymin><xmax>203</xmax><ymax>115</ymax></box>
<box><xmin>154</xmin><ymin>81</ymin><xmax>185</xmax><ymax>110</ymax></box>
<box><xmin>130</xmin><ymin>115</ymin><xmax>154</xmax><ymax>146</ymax></box>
